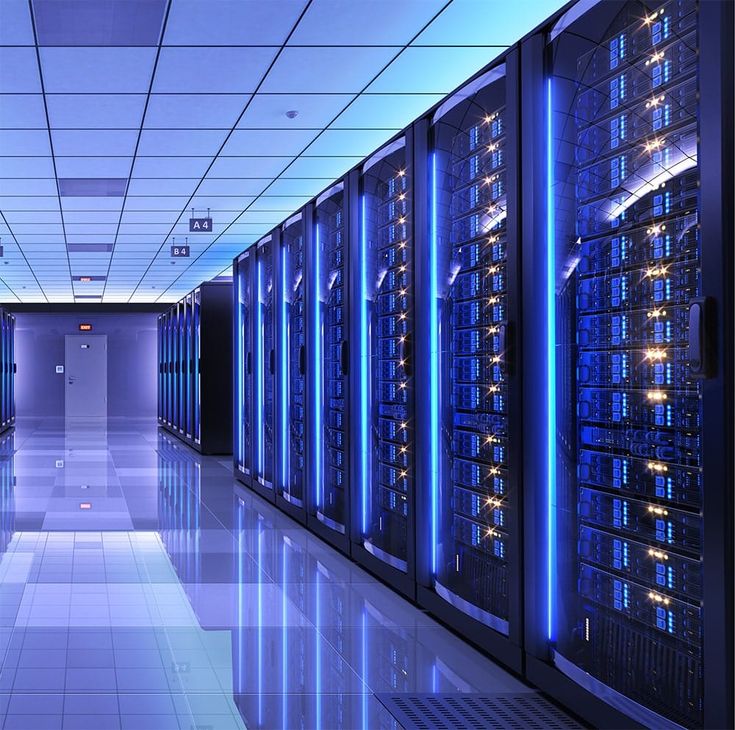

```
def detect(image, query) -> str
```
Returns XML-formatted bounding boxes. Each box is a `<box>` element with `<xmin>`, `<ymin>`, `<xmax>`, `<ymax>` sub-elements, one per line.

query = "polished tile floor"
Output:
<box><xmin>0</xmin><ymin>417</ymin><xmax>554</xmax><ymax>729</ymax></box>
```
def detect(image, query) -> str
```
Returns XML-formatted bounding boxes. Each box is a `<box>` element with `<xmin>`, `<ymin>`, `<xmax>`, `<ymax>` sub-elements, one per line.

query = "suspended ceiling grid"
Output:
<box><xmin>0</xmin><ymin>0</ymin><xmax>558</xmax><ymax>303</ymax></box>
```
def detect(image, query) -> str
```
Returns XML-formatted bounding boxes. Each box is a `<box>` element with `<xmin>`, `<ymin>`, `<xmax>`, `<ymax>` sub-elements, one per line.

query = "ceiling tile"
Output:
<box><xmin>221</xmin><ymin>129</ymin><xmax>319</xmax><ymax>157</ymax></box>
<box><xmin>367</xmin><ymin>46</ymin><xmax>504</xmax><ymax>94</ymax></box>
<box><xmin>46</xmin><ymin>95</ymin><xmax>146</xmax><ymax>129</ymax></box>
<box><xmin>290</xmin><ymin>0</ymin><xmax>446</xmax><ymax>45</ymax></box>
<box><xmin>137</xmin><ymin>129</ymin><xmax>228</xmax><ymax>157</ymax></box>
<box><xmin>153</xmin><ymin>47</ymin><xmax>277</xmax><ymax>93</ymax></box>
<box><xmin>0</xmin><ymin>0</ymin><xmax>34</xmax><ymax>45</ymax></box>
<box><xmin>413</xmin><ymin>0</ymin><xmax>559</xmax><ymax>45</ymax></box>
<box><xmin>39</xmin><ymin>48</ymin><xmax>157</xmax><ymax>93</ymax></box>
<box><xmin>144</xmin><ymin>94</ymin><xmax>250</xmax><ymax>129</ymax></box>
<box><xmin>51</xmin><ymin>130</ymin><xmax>138</xmax><ymax>157</ymax></box>
<box><xmin>0</xmin><ymin>96</ymin><xmax>47</xmax><ymax>129</ymax></box>
<box><xmin>0</xmin><ymin>48</ymin><xmax>42</xmax><ymax>93</ymax></box>
<box><xmin>330</xmin><ymin>92</ymin><xmax>443</xmax><ymax>129</ymax></box>
<box><xmin>260</xmin><ymin>47</ymin><xmax>400</xmax><ymax>94</ymax></box>
<box><xmin>163</xmin><ymin>0</ymin><xmax>307</xmax><ymax>45</ymax></box>
<box><xmin>32</xmin><ymin>0</ymin><xmax>167</xmax><ymax>46</ymax></box>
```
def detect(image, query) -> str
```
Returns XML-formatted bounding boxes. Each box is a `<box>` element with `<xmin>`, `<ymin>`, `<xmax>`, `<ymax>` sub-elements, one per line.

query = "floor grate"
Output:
<box><xmin>376</xmin><ymin>692</ymin><xmax>583</xmax><ymax>730</ymax></box>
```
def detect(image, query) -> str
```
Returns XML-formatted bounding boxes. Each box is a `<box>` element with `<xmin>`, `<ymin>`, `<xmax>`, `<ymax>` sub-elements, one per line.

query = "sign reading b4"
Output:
<box><xmin>189</xmin><ymin>217</ymin><xmax>212</xmax><ymax>232</ymax></box>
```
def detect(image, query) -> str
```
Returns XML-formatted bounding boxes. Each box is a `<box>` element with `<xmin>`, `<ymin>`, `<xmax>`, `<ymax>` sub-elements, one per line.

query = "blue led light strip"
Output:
<box><xmin>546</xmin><ymin>78</ymin><xmax>557</xmax><ymax>642</ymax></box>
<box><xmin>314</xmin><ymin>223</ymin><xmax>322</xmax><ymax>508</ymax></box>
<box><xmin>360</xmin><ymin>196</ymin><xmax>369</xmax><ymax>535</ymax></box>
<box><xmin>430</xmin><ymin>152</ymin><xmax>439</xmax><ymax>575</ymax></box>
<box><xmin>237</xmin><ymin>274</ymin><xmax>243</xmax><ymax>464</ymax></box>
<box><xmin>282</xmin><ymin>247</ymin><xmax>288</xmax><ymax>492</ymax></box>
<box><xmin>256</xmin><ymin>259</ymin><xmax>264</xmax><ymax>476</ymax></box>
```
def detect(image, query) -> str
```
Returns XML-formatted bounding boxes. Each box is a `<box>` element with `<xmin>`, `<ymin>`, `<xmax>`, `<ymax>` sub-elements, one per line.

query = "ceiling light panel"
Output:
<box><xmin>46</xmin><ymin>94</ymin><xmax>146</xmax><ymax>129</ymax></box>
<box><xmin>0</xmin><ymin>96</ymin><xmax>47</xmax><ymax>129</ymax></box>
<box><xmin>0</xmin><ymin>48</ymin><xmax>41</xmax><ymax>92</ymax></box>
<box><xmin>144</xmin><ymin>94</ymin><xmax>251</xmax><ymax>130</ymax></box>
<box><xmin>260</xmin><ymin>47</ymin><xmax>401</xmax><ymax>94</ymax></box>
<box><xmin>39</xmin><ymin>48</ymin><xmax>157</xmax><ymax>93</ymax></box>
<box><xmin>153</xmin><ymin>47</ymin><xmax>277</xmax><ymax>94</ymax></box>
<box><xmin>163</xmin><ymin>0</ymin><xmax>307</xmax><ymax>45</ymax></box>
<box><xmin>290</xmin><ymin>0</ymin><xmax>446</xmax><ymax>45</ymax></box>
<box><xmin>32</xmin><ymin>0</ymin><xmax>166</xmax><ymax>45</ymax></box>
<box><xmin>413</xmin><ymin>0</ymin><xmax>560</xmax><ymax>45</ymax></box>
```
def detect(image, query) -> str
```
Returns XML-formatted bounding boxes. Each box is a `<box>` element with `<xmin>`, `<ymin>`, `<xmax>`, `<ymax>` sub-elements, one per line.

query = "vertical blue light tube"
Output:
<box><xmin>429</xmin><ymin>152</ymin><xmax>439</xmax><ymax>575</ymax></box>
<box><xmin>282</xmin><ymin>246</ymin><xmax>288</xmax><ymax>492</ymax></box>
<box><xmin>237</xmin><ymin>272</ymin><xmax>243</xmax><ymax>465</ymax></box>
<box><xmin>360</xmin><ymin>196</ymin><xmax>369</xmax><ymax>535</ymax></box>
<box><xmin>546</xmin><ymin>78</ymin><xmax>557</xmax><ymax>642</ymax></box>
<box><xmin>256</xmin><ymin>259</ymin><xmax>264</xmax><ymax>476</ymax></box>
<box><xmin>314</xmin><ymin>223</ymin><xmax>322</xmax><ymax>508</ymax></box>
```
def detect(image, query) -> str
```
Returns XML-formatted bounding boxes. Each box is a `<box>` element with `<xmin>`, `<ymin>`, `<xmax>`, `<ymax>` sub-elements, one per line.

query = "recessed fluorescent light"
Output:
<box><xmin>59</xmin><ymin>178</ymin><xmax>127</xmax><ymax>197</ymax></box>
<box><xmin>73</xmin><ymin>276</ymin><xmax>107</xmax><ymax>282</ymax></box>
<box><xmin>67</xmin><ymin>244</ymin><xmax>114</xmax><ymax>253</ymax></box>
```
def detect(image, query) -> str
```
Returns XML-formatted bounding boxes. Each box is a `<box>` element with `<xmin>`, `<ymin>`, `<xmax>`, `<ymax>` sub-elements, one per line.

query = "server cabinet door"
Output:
<box><xmin>178</xmin><ymin>300</ymin><xmax>186</xmax><ymax>433</ymax></box>
<box><xmin>193</xmin><ymin>289</ymin><xmax>202</xmax><ymax>445</ymax></box>
<box><xmin>1</xmin><ymin>313</ymin><xmax>7</xmax><ymax>427</ymax></box>
<box><xmin>354</xmin><ymin>135</ymin><xmax>415</xmax><ymax>595</ymax></box>
<box><xmin>185</xmin><ymin>294</ymin><xmax>194</xmax><ymax>439</ymax></box>
<box><xmin>522</xmin><ymin>1</ymin><xmax>731</xmax><ymax>727</ymax></box>
<box><xmin>235</xmin><ymin>251</ymin><xmax>254</xmax><ymax>481</ymax></box>
<box><xmin>157</xmin><ymin>316</ymin><xmax>163</xmax><ymax>421</ymax></box>
<box><xmin>417</xmin><ymin>58</ymin><xmax>522</xmax><ymax>669</ymax></box>
<box><xmin>255</xmin><ymin>234</ymin><xmax>277</xmax><ymax>495</ymax></box>
<box><xmin>171</xmin><ymin>306</ymin><xmax>179</xmax><ymax>430</ymax></box>
<box><xmin>165</xmin><ymin>312</ymin><xmax>172</xmax><ymax>426</ymax></box>
<box><xmin>8</xmin><ymin>314</ymin><xmax>14</xmax><ymax>424</ymax></box>
<box><xmin>312</xmin><ymin>182</ymin><xmax>350</xmax><ymax>545</ymax></box>
<box><xmin>278</xmin><ymin>214</ymin><xmax>307</xmax><ymax>514</ymax></box>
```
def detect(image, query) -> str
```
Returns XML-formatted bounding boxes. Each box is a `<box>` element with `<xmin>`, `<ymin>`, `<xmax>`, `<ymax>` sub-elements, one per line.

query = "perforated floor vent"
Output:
<box><xmin>376</xmin><ymin>693</ymin><xmax>582</xmax><ymax>730</ymax></box>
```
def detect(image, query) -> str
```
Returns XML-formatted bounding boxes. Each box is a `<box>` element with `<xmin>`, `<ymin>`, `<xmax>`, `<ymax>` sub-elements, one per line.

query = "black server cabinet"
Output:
<box><xmin>309</xmin><ymin>178</ymin><xmax>354</xmax><ymax>555</ymax></box>
<box><xmin>277</xmin><ymin>211</ymin><xmax>310</xmax><ymax>522</ymax></box>
<box><xmin>351</xmin><ymin>133</ymin><xmax>416</xmax><ymax>598</ymax></box>
<box><xmin>158</xmin><ymin>281</ymin><xmax>232</xmax><ymax>454</ymax></box>
<box><xmin>251</xmin><ymin>231</ymin><xmax>279</xmax><ymax>502</ymax></box>
<box><xmin>234</xmin><ymin>247</ymin><xmax>255</xmax><ymax>487</ymax></box>
<box><xmin>521</xmin><ymin>1</ymin><xmax>733</xmax><ymax>728</ymax></box>
<box><xmin>415</xmin><ymin>55</ymin><xmax>524</xmax><ymax>672</ymax></box>
<box><xmin>0</xmin><ymin>311</ymin><xmax>15</xmax><ymax>432</ymax></box>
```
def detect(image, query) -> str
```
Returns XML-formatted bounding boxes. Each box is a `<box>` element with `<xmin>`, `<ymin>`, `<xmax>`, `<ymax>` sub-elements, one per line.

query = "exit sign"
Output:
<box><xmin>79</xmin><ymin>323</ymin><xmax>92</xmax><ymax>331</ymax></box>
<box><xmin>171</xmin><ymin>245</ymin><xmax>190</xmax><ymax>258</ymax></box>
<box><xmin>189</xmin><ymin>217</ymin><xmax>212</xmax><ymax>232</ymax></box>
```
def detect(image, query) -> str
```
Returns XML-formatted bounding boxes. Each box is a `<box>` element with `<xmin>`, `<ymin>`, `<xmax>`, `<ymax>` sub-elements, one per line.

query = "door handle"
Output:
<box><xmin>688</xmin><ymin>297</ymin><xmax>714</xmax><ymax>379</ymax></box>
<box><xmin>299</xmin><ymin>345</ymin><xmax>306</xmax><ymax>375</ymax></box>
<box><xmin>340</xmin><ymin>339</ymin><xmax>349</xmax><ymax>375</ymax></box>
<box><xmin>269</xmin><ymin>348</ymin><xmax>276</xmax><ymax>375</ymax></box>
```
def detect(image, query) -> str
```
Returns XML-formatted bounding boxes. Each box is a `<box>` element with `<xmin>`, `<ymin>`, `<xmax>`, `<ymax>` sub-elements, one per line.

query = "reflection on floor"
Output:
<box><xmin>0</xmin><ymin>418</ymin><xmax>556</xmax><ymax>729</ymax></box>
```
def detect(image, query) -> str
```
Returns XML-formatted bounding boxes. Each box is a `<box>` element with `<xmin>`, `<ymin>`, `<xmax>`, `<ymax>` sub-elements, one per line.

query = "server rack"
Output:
<box><xmin>277</xmin><ymin>211</ymin><xmax>310</xmax><ymax>522</ymax></box>
<box><xmin>157</xmin><ymin>281</ymin><xmax>232</xmax><ymax>454</ymax></box>
<box><xmin>247</xmin><ymin>232</ymin><xmax>279</xmax><ymax>501</ymax></box>
<box><xmin>309</xmin><ymin>178</ymin><xmax>355</xmax><ymax>554</ymax></box>
<box><xmin>351</xmin><ymin>133</ymin><xmax>417</xmax><ymax>599</ymax></box>
<box><xmin>234</xmin><ymin>246</ymin><xmax>254</xmax><ymax>486</ymax></box>
<box><xmin>415</xmin><ymin>54</ymin><xmax>524</xmax><ymax>672</ymax></box>
<box><xmin>521</xmin><ymin>1</ymin><xmax>733</xmax><ymax>728</ymax></box>
<box><xmin>0</xmin><ymin>311</ymin><xmax>15</xmax><ymax>433</ymax></box>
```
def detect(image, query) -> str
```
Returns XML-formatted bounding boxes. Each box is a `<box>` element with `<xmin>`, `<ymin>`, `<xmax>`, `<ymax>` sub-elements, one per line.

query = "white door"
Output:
<box><xmin>65</xmin><ymin>335</ymin><xmax>107</xmax><ymax>418</ymax></box>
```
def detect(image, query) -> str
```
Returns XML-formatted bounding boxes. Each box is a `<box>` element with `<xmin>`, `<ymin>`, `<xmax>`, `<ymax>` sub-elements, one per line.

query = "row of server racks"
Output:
<box><xmin>233</xmin><ymin>1</ymin><xmax>733</xmax><ymax>727</ymax></box>
<box><xmin>0</xmin><ymin>310</ymin><xmax>15</xmax><ymax>435</ymax></box>
<box><xmin>157</xmin><ymin>281</ymin><xmax>233</xmax><ymax>454</ymax></box>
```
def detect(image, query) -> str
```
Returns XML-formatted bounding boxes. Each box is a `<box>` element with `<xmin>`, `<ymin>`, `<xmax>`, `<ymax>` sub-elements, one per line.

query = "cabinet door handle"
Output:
<box><xmin>340</xmin><ymin>340</ymin><xmax>349</xmax><ymax>375</ymax></box>
<box><xmin>299</xmin><ymin>345</ymin><xmax>306</xmax><ymax>375</ymax></box>
<box><xmin>269</xmin><ymin>348</ymin><xmax>276</xmax><ymax>375</ymax></box>
<box><xmin>688</xmin><ymin>297</ymin><xmax>714</xmax><ymax>379</ymax></box>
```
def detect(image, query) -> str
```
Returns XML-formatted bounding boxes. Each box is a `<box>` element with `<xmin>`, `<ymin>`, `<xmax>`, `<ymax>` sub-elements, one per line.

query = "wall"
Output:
<box><xmin>14</xmin><ymin>312</ymin><xmax>158</xmax><ymax>418</ymax></box>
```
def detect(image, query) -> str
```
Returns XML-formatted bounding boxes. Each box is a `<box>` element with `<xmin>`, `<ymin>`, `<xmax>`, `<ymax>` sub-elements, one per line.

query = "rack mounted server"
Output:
<box><xmin>231</xmin><ymin>0</ymin><xmax>733</xmax><ymax>726</ymax></box>
<box><xmin>157</xmin><ymin>281</ymin><xmax>232</xmax><ymax>454</ymax></box>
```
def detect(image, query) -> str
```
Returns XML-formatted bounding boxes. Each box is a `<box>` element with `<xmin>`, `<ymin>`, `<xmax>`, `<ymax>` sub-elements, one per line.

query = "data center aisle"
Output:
<box><xmin>0</xmin><ymin>418</ymin><xmax>571</xmax><ymax>730</ymax></box>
